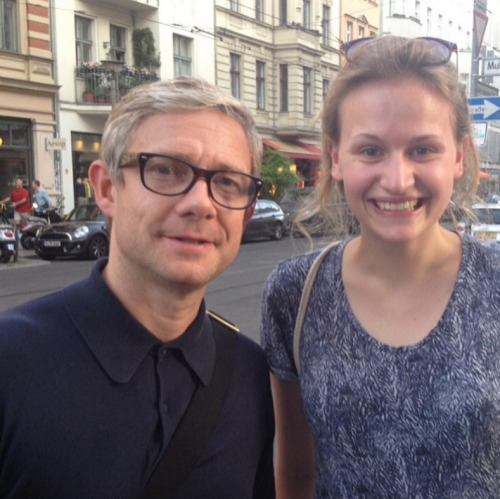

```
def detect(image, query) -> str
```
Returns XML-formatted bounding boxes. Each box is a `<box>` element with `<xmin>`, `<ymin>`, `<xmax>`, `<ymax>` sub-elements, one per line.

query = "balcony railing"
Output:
<box><xmin>75</xmin><ymin>63</ymin><xmax>159</xmax><ymax>105</ymax></box>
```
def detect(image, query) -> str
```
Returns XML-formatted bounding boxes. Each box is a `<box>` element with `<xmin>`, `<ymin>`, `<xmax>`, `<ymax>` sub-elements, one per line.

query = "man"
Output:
<box><xmin>0</xmin><ymin>178</ymin><xmax>30</xmax><ymax>224</ymax></box>
<box><xmin>31</xmin><ymin>179</ymin><xmax>52</xmax><ymax>211</ymax></box>
<box><xmin>0</xmin><ymin>77</ymin><xmax>275</xmax><ymax>498</ymax></box>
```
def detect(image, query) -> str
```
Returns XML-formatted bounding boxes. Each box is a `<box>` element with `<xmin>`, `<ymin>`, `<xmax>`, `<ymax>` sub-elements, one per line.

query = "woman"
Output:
<box><xmin>261</xmin><ymin>36</ymin><xmax>500</xmax><ymax>498</ymax></box>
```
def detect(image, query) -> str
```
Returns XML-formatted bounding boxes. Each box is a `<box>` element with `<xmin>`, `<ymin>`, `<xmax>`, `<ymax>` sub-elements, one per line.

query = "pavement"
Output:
<box><xmin>0</xmin><ymin>245</ymin><xmax>50</xmax><ymax>270</ymax></box>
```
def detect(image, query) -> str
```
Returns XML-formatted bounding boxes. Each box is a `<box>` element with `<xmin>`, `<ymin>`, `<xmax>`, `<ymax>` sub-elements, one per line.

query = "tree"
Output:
<box><xmin>260</xmin><ymin>149</ymin><xmax>303</xmax><ymax>201</ymax></box>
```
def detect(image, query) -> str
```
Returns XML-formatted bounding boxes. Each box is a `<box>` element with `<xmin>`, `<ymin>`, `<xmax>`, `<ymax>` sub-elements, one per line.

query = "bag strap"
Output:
<box><xmin>142</xmin><ymin>311</ymin><xmax>237</xmax><ymax>499</ymax></box>
<box><xmin>293</xmin><ymin>240</ymin><xmax>340</xmax><ymax>376</ymax></box>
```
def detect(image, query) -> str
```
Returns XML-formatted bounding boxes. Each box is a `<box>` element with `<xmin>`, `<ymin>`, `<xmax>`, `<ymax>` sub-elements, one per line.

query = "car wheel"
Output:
<box><xmin>87</xmin><ymin>234</ymin><xmax>108</xmax><ymax>260</ymax></box>
<box><xmin>271</xmin><ymin>223</ymin><xmax>284</xmax><ymax>240</ymax></box>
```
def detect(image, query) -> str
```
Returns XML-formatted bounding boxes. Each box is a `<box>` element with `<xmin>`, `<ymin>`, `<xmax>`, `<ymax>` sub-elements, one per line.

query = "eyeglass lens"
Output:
<box><xmin>139</xmin><ymin>154</ymin><xmax>259</xmax><ymax>209</ymax></box>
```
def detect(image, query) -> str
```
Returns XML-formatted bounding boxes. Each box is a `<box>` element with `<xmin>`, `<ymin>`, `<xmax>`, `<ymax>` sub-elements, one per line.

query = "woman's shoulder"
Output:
<box><xmin>265</xmin><ymin>240</ymin><xmax>345</xmax><ymax>296</ymax></box>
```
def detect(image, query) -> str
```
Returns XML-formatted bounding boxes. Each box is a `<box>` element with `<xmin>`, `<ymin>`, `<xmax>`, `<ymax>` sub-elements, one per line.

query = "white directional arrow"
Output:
<box><xmin>484</xmin><ymin>99</ymin><xmax>500</xmax><ymax>119</ymax></box>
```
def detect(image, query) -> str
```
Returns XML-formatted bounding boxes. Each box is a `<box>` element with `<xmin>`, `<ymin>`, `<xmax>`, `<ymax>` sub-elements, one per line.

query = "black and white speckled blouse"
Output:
<box><xmin>261</xmin><ymin>235</ymin><xmax>500</xmax><ymax>498</ymax></box>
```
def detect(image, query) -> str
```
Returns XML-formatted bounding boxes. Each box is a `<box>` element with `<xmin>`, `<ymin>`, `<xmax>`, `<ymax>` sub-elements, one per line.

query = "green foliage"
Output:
<box><xmin>132</xmin><ymin>28</ymin><xmax>161</xmax><ymax>69</ymax></box>
<box><xmin>260</xmin><ymin>149</ymin><xmax>303</xmax><ymax>200</ymax></box>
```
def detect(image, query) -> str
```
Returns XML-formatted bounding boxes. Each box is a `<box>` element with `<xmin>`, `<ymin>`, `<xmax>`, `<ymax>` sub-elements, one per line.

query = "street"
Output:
<box><xmin>0</xmin><ymin>236</ymin><xmax>329</xmax><ymax>344</ymax></box>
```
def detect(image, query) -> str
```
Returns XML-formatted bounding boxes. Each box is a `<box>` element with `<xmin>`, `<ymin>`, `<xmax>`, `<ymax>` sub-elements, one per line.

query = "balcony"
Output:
<box><xmin>75</xmin><ymin>63</ymin><xmax>159</xmax><ymax>105</ymax></box>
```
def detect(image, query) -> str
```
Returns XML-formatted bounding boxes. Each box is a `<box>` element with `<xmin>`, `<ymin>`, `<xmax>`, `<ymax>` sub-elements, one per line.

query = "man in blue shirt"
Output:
<box><xmin>31</xmin><ymin>179</ymin><xmax>52</xmax><ymax>210</ymax></box>
<box><xmin>0</xmin><ymin>77</ymin><xmax>275</xmax><ymax>498</ymax></box>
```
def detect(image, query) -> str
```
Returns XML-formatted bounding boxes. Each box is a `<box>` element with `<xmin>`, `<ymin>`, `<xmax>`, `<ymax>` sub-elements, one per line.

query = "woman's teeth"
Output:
<box><xmin>376</xmin><ymin>200</ymin><xmax>418</xmax><ymax>211</ymax></box>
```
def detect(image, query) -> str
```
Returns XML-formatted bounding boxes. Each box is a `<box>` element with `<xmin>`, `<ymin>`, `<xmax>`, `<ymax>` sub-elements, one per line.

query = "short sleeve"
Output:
<box><xmin>259</xmin><ymin>253</ymin><xmax>317</xmax><ymax>381</ymax></box>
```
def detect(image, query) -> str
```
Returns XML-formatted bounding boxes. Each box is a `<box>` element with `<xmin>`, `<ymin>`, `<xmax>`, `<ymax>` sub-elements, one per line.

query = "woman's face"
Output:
<box><xmin>328</xmin><ymin>78</ymin><xmax>466</xmax><ymax>244</ymax></box>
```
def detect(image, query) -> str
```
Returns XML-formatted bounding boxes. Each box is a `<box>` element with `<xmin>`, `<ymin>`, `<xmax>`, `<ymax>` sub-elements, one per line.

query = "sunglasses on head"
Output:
<box><xmin>341</xmin><ymin>36</ymin><xmax>458</xmax><ymax>66</ymax></box>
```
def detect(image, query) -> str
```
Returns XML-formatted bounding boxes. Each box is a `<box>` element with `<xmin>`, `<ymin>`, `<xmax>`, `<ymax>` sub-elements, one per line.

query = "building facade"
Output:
<box><xmin>0</xmin><ymin>0</ymin><xmax>58</xmax><ymax>205</ymax></box>
<box><xmin>53</xmin><ymin>0</ymin><xmax>215</xmax><ymax>211</ymax></box>
<box><xmin>215</xmin><ymin>0</ymin><xmax>341</xmax><ymax>185</ymax></box>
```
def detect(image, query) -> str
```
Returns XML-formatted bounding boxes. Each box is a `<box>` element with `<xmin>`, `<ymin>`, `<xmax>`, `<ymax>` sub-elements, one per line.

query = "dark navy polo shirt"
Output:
<box><xmin>0</xmin><ymin>259</ymin><xmax>275</xmax><ymax>498</ymax></box>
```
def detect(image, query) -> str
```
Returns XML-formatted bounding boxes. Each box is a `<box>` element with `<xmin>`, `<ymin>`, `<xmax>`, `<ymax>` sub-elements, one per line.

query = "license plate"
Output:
<box><xmin>7</xmin><ymin>244</ymin><xmax>14</xmax><ymax>251</ymax></box>
<box><xmin>44</xmin><ymin>240</ymin><xmax>61</xmax><ymax>247</ymax></box>
<box><xmin>475</xmin><ymin>231</ymin><xmax>497</xmax><ymax>240</ymax></box>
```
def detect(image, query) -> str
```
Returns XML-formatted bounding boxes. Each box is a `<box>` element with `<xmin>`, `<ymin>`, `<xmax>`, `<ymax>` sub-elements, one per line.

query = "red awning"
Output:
<box><xmin>479</xmin><ymin>170</ymin><xmax>492</xmax><ymax>179</ymax></box>
<box><xmin>263</xmin><ymin>139</ymin><xmax>321</xmax><ymax>160</ymax></box>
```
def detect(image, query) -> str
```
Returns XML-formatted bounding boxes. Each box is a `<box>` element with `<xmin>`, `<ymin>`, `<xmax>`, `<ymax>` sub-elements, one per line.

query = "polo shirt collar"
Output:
<box><xmin>63</xmin><ymin>258</ymin><xmax>215</xmax><ymax>386</ymax></box>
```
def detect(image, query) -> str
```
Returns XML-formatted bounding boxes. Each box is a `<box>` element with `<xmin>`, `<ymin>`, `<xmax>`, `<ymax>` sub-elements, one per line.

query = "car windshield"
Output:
<box><xmin>69</xmin><ymin>205</ymin><xmax>102</xmax><ymax>222</ymax></box>
<box><xmin>473</xmin><ymin>207</ymin><xmax>500</xmax><ymax>224</ymax></box>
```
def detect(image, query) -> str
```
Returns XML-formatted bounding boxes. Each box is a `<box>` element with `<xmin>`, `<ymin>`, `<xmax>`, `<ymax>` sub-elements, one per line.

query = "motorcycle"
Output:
<box><xmin>20</xmin><ymin>204</ymin><xmax>62</xmax><ymax>250</ymax></box>
<box><xmin>0</xmin><ymin>203</ymin><xmax>15</xmax><ymax>263</ymax></box>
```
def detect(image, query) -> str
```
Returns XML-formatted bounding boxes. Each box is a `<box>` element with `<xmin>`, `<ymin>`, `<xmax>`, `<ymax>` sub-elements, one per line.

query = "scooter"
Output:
<box><xmin>0</xmin><ymin>203</ymin><xmax>15</xmax><ymax>263</ymax></box>
<box><xmin>20</xmin><ymin>204</ymin><xmax>62</xmax><ymax>250</ymax></box>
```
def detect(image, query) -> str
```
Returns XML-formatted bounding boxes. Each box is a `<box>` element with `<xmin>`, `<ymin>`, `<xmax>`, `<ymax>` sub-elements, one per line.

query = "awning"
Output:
<box><xmin>479</xmin><ymin>170</ymin><xmax>492</xmax><ymax>179</ymax></box>
<box><xmin>263</xmin><ymin>139</ymin><xmax>321</xmax><ymax>160</ymax></box>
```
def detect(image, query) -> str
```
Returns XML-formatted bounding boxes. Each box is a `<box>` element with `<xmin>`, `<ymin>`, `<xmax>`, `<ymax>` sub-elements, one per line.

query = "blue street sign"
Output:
<box><xmin>469</xmin><ymin>96</ymin><xmax>500</xmax><ymax>121</ymax></box>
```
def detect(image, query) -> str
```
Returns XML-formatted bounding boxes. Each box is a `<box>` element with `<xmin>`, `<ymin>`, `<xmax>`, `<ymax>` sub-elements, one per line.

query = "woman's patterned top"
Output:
<box><xmin>261</xmin><ymin>236</ymin><xmax>500</xmax><ymax>498</ymax></box>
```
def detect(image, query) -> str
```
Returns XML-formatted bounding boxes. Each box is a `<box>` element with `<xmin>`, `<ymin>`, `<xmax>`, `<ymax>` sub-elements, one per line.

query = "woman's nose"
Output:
<box><xmin>379</xmin><ymin>154</ymin><xmax>415</xmax><ymax>192</ymax></box>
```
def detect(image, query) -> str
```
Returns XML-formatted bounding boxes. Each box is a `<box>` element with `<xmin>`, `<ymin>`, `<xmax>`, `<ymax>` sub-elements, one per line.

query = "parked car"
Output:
<box><xmin>457</xmin><ymin>202</ymin><xmax>500</xmax><ymax>246</ymax></box>
<box><xmin>35</xmin><ymin>203</ymin><xmax>109</xmax><ymax>260</ymax></box>
<box><xmin>242</xmin><ymin>199</ymin><xmax>285</xmax><ymax>241</ymax></box>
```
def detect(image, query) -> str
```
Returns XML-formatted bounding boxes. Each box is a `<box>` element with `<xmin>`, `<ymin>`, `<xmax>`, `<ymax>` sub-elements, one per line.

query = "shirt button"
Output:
<box><xmin>161</xmin><ymin>402</ymin><xmax>169</xmax><ymax>413</ymax></box>
<box><xmin>159</xmin><ymin>346</ymin><xmax>167</xmax><ymax>357</ymax></box>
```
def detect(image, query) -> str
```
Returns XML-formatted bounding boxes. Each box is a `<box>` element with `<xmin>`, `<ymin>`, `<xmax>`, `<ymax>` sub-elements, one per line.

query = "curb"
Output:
<box><xmin>0</xmin><ymin>254</ymin><xmax>50</xmax><ymax>270</ymax></box>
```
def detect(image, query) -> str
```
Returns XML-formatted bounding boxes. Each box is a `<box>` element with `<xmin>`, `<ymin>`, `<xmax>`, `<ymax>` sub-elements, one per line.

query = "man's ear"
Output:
<box><xmin>243</xmin><ymin>202</ymin><xmax>256</xmax><ymax>225</ymax></box>
<box><xmin>88</xmin><ymin>160</ymin><xmax>116</xmax><ymax>218</ymax></box>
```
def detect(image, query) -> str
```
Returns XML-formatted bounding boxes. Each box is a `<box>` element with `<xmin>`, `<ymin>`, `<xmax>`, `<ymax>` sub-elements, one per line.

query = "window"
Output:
<box><xmin>279</xmin><ymin>0</ymin><xmax>287</xmax><ymax>25</ymax></box>
<box><xmin>346</xmin><ymin>21</ymin><xmax>353</xmax><ymax>42</ymax></box>
<box><xmin>322</xmin><ymin>5</ymin><xmax>330</xmax><ymax>46</ymax></box>
<box><xmin>303</xmin><ymin>67</ymin><xmax>311</xmax><ymax>114</ymax></box>
<box><xmin>414</xmin><ymin>0</ymin><xmax>420</xmax><ymax>19</ymax></box>
<box><xmin>75</xmin><ymin>16</ymin><xmax>93</xmax><ymax>66</ymax></box>
<box><xmin>358</xmin><ymin>26</ymin><xmax>365</xmax><ymax>38</ymax></box>
<box><xmin>256</xmin><ymin>0</ymin><xmax>264</xmax><ymax>22</ymax></box>
<box><xmin>230</xmin><ymin>0</ymin><xmax>238</xmax><ymax>12</ymax></box>
<box><xmin>322</xmin><ymin>78</ymin><xmax>330</xmax><ymax>100</ymax></box>
<box><xmin>303</xmin><ymin>0</ymin><xmax>311</xmax><ymax>29</ymax></box>
<box><xmin>0</xmin><ymin>0</ymin><xmax>17</xmax><ymax>51</ymax></box>
<box><xmin>173</xmin><ymin>35</ymin><xmax>192</xmax><ymax>76</ymax></box>
<box><xmin>110</xmin><ymin>25</ymin><xmax>126</xmax><ymax>62</ymax></box>
<box><xmin>279</xmin><ymin>64</ymin><xmax>288</xmax><ymax>112</ymax></box>
<box><xmin>256</xmin><ymin>61</ymin><xmax>265</xmax><ymax>110</ymax></box>
<box><xmin>230</xmin><ymin>53</ymin><xmax>240</xmax><ymax>99</ymax></box>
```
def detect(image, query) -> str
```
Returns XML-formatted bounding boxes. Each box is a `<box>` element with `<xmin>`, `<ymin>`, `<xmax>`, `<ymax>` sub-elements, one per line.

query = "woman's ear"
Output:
<box><xmin>328</xmin><ymin>141</ymin><xmax>343</xmax><ymax>181</ymax></box>
<box><xmin>88</xmin><ymin>160</ymin><xmax>116</xmax><ymax>218</ymax></box>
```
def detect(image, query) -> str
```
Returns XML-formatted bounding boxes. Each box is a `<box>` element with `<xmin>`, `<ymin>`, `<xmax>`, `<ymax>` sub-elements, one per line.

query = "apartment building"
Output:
<box><xmin>52</xmin><ymin>0</ymin><xmax>215</xmax><ymax>210</ymax></box>
<box><xmin>215</xmin><ymin>0</ymin><xmax>341</xmax><ymax>184</ymax></box>
<box><xmin>0</xmin><ymin>0</ymin><xmax>58</xmax><ymax>204</ymax></box>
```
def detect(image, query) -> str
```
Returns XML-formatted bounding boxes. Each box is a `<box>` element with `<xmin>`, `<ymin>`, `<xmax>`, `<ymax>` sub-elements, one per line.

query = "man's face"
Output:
<box><xmin>15</xmin><ymin>180</ymin><xmax>22</xmax><ymax>190</ymax></box>
<box><xmin>98</xmin><ymin>110</ymin><xmax>254</xmax><ymax>293</ymax></box>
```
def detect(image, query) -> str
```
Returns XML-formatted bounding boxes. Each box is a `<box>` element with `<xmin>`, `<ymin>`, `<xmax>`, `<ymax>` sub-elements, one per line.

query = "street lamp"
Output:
<box><xmin>100</xmin><ymin>59</ymin><xmax>124</xmax><ymax>107</ymax></box>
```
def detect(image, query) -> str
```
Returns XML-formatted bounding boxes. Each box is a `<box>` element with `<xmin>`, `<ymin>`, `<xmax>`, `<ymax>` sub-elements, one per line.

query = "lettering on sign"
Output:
<box><xmin>483</xmin><ymin>58</ymin><xmax>500</xmax><ymax>77</ymax></box>
<box><xmin>45</xmin><ymin>138</ymin><xmax>67</xmax><ymax>151</ymax></box>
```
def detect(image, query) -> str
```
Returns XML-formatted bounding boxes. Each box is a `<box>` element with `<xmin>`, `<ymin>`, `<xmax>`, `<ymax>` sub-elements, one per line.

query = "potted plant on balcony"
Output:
<box><xmin>77</xmin><ymin>61</ymin><xmax>105</xmax><ymax>103</ymax></box>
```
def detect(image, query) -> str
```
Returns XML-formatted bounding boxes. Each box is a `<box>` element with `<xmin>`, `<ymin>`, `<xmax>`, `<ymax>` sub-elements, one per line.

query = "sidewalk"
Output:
<box><xmin>0</xmin><ymin>246</ymin><xmax>50</xmax><ymax>270</ymax></box>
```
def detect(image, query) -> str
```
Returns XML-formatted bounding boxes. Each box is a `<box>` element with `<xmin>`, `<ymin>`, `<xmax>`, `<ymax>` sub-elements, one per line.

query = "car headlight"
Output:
<box><xmin>73</xmin><ymin>225</ymin><xmax>89</xmax><ymax>238</ymax></box>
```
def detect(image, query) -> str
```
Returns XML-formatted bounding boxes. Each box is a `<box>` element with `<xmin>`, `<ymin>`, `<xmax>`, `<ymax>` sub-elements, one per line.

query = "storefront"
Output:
<box><xmin>0</xmin><ymin>119</ymin><xmax>33</xmax><ymax>200</ymax></box>
<box><xmin>71</xmin><ymin>132</ymin><xmax>102</xmax><ymax>205</ymax></box>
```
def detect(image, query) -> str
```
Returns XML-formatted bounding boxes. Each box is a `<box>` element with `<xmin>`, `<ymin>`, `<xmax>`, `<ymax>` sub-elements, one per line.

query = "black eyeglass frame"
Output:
<box><xmin>119</xmin><ymin>152</ymin><xmax>263</xmax><ymax>210</ymax></box>
<box><xmin>341</xmin><ymin>36</ymin><xmax>458</xmax><ymax>66</ymax></box>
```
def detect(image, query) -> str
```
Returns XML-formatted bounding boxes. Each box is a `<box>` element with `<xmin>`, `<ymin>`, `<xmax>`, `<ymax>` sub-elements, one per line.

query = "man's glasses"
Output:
<box><xmin>342</xmin><ymin>36</ymin><xmax>458</xmax><ymax>66</ymax></box>
<box><xmin>119</xmin><ymin>153</ymin><xmax>263</xmax><ymax>210</ymax></box>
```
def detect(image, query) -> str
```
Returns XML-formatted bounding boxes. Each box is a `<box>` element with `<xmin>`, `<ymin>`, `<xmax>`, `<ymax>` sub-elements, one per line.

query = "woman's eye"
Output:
<box><xmin>359</xmin><ymin>147</ymin><xmax>380</xmax><ymax>158</ymax></box>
